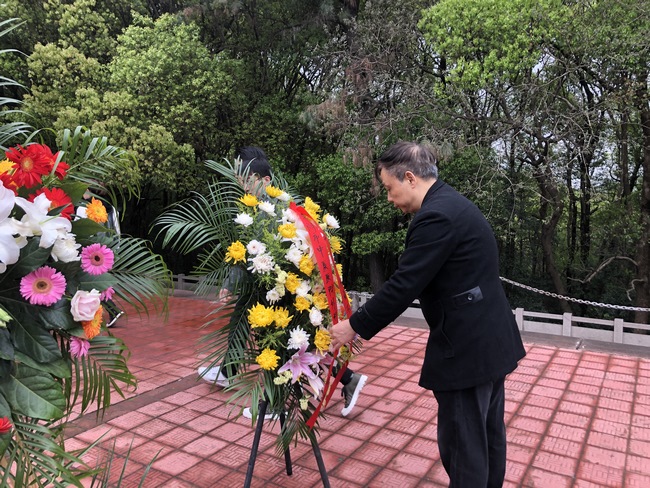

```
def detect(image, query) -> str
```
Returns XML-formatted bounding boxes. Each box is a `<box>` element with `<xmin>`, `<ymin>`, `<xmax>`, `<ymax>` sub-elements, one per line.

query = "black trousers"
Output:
<box><xmin>433</xmin><ymin>377</ymin><xmax>507</xmax><ymax>488</ymax></box>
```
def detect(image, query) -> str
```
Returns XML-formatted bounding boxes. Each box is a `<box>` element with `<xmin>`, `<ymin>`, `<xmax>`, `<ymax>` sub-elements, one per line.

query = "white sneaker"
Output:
<box><xmin>242</xmin><ymin>406</ymin><xmax>280</xmax><ymax>421</ymax></box>
<box><xmin>107</xmin><ymin>311</ymin><xmax>124</xmax><ymax>328</ymax></box>
<box><xmin>198</xmin><ymin>366</ymin><xmax>229</xmax><ymax>387</ymax></box>
<box><xmin>341</xmin><ymin>373</ymin><xmax>367</xmax><ymax>417</ymax></box>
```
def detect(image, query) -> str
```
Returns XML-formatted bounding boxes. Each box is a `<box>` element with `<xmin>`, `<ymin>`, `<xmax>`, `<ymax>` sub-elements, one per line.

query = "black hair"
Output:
<box><xmin>235</xmin><ymin>146</ymin><xmax>272</xmax><ymax>178</ymax></box>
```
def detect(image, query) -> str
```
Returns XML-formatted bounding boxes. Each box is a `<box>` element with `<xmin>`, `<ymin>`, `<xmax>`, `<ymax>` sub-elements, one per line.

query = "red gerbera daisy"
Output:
<box><xmin>5</xmin><ymin>144</ymin><xmax>51</xmax><ymax>188</ymax></box>
<box><xmin>39</xmin><ymin>145</ymin><xmax>70</xmax><ymax>180</ymax></box>
<box><xmin>28</xmin><ymin>187</ymin><xmax>74</xmax><ymax>220</ymax></box>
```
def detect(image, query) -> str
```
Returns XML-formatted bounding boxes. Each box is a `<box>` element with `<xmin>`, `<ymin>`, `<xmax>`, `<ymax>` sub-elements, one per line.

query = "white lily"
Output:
<box><xmin>14</xmin><ymin>193</ymin><xmax>72</xmax><ymax>248</ymax></box>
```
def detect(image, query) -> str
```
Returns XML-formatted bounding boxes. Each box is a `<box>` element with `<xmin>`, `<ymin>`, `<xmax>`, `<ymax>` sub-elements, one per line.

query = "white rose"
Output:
<box><xmin>70</xmin><ymin>289</ymin><xmax>102</xmax><ymax>322</ymax></box>
<box><xmin>51</xmin><ymin>234</ymin><xmax>81</xmax><ymax>262</ymax></box>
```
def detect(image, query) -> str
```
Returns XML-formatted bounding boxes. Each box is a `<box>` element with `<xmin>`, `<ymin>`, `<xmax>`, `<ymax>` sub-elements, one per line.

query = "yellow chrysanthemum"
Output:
<box><xmin>0</xmin><ymin>159</ymin><xmax>13</xmax><ymax>175</ymax></box>
<box><xmin>295</xmin><ymin>296</ymin><xmax>311</xmax><ymax>312</ymax></box>
<box><xmin>82</xmin><ymin>305</ymin><xmax>103</xmax><ymax>340</ymax></box>
<box><xmin>285</xmin><ymin>272</ymin><xmax>301</xmax><ymax>294</ymax></box>
<box><xmin>256</xmin><ymin>348</ymin><xmax>280</xmax><ymax>370</ymax></box>
<box><xmin>304</xmin><ymin>196</ymin><xmax>321</xmax><ymax>221</ymax></box>
<box><xmin>329</xmin><ymin>235</ymin><xmax>342</xmax><ymax>254</ymax></box>
<box><xmin>278</xmin><ymin>223</ymin><xmax>297</xmax><ymax>239</ymax></box>
<box><xmin>274</xmin><ymin>307</ymin><xmax>293</xmax><ymax>328</ymax></box>
<box><xmin>299</xmin><ymin>255</ymin><xmax>315</xmax><ymax>276</ymax></box>
<box><xmin>225</xmin><ymin>241</ymin><xmax>246</xmax><ymax>263</ymax></box>
<box><xmin>312</xmin><ymin>292</ymin><xmax>329</xmax><ymax>310</ymax></box>
<box><xmin>248</xmin><ymin>303</ymin><xmax>275</xmax><ymax>328</ymax></box>
<box><xmin>265</xmin><ymin>185</ymin><xmax>283</xmax><ymax>198</ymax></box>
<box><xmin>314</xmin><ymin>329</ymin><xmax>331</xmax><ymax>353</ymax></box>
<box><xmin>240</xmin><ymin>193</ymin><xmax>259</xmax><ymax>207</ymax></box>
<box><xmin>86</xmin><ymin>198</ymin><xmax>108</xmax><ymax>224</ymax></box>
<box><xmin>336</xmin><ymin>263</ymin><xmax>343</xmax><ymax>279</ymax></box>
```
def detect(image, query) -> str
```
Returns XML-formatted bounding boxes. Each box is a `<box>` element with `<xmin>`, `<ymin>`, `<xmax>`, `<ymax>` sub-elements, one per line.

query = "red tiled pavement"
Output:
<box><xmin>65</xmin><ymin>294</ymin><xmax>650</xmax><ymax>487</ymax></box>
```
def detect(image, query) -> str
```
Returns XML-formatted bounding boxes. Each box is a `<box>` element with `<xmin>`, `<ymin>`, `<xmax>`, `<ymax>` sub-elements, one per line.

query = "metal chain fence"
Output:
<box><xmin>500</xmin><ymin>277</ymin><xmax>650</xmax><ymax>313</ymax></box>
<box><xmin>349</xmin><ymin>279</ymin><xmax>650</xmax><ymax>313</ymax></box>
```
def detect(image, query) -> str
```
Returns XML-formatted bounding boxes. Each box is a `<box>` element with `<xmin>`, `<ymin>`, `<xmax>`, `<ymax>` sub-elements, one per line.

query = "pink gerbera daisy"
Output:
<box><xmin>69</xmin><ymin>337</ymin><xmax>90</xmax><ymax>358</ymax></box>
<box><xmin>81</xmin><ymin>243</ymin><xmax>114</xmax><ymax>275</ymax></box>
<box><xmin>100</xmin><ymin>286</ymin><xmax>115</xmax><ymax>301</ymax></box>
<box><xmin>20</xmin><ymin>266</ymin><xmax>67</xmax><ymax>306</ymax></box>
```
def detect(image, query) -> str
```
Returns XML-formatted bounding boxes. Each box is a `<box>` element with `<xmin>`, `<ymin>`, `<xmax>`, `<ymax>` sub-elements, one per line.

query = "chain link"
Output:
<box><xmin>351</xmin><ymin>281</ymin><xmax>650</xmax><ymax>313</ymax></box>
<box><xmin>500</xmin><ymin>277</ymin><xmax>650</xmax><ymax>312</ymax></box>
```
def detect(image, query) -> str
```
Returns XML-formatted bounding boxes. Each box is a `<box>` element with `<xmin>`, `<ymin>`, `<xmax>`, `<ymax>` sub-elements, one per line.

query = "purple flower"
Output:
<box><xmin>278</xmin><ymin>345</ymin><xmax>321</xmax><ymax>384</ymax></box>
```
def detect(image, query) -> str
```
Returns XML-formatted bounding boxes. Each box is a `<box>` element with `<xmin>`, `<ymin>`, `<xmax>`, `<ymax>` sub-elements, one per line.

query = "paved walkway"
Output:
<box><xmin>65</xmin><ymin>295</ymin><xmax>650</xmax><ymax>487</ymax></box>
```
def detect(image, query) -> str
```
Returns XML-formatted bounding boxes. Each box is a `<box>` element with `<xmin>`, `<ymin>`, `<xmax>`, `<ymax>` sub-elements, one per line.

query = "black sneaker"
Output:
<box><xmin>341</xmin><ymin>373</ymin><xmax>367</xmax><ymax>416</ymax></box>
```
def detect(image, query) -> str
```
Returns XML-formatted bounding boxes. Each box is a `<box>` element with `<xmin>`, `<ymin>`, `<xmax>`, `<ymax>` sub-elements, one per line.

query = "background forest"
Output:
<box><xmin>1</xmin><ymin>0</ymin><xmax>648</xmax><ymax>323</ymax></box>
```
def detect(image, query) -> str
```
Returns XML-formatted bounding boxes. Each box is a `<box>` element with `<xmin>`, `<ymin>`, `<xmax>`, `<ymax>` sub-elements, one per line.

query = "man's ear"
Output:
<box><xmin>404</xmin><ymin>171</ymin><xmax>417</xmax><ymax>186</ymax></box>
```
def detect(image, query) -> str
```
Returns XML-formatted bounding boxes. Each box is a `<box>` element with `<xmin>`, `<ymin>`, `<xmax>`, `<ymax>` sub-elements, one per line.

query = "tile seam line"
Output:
<box><xmin>63</xmin><ymin>373</ymin><xmax>207</xmax><ymax>440</ymax></box>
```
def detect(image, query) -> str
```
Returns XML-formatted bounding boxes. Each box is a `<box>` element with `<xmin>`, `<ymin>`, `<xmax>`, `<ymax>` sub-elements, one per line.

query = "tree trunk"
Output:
<box><xmin>535</xmin><ymin>161</ymin><xmax>572</xmax><ymax>314</ymax></box>
<box><xmin>634</xmin><ymin>104</ymin><xmax>650</xmax><ymax>323</ymax></box>
<box><xmin>368</xmin><ymin>252</ymin><xmax>386</xmax><ymax>293</ymax></box>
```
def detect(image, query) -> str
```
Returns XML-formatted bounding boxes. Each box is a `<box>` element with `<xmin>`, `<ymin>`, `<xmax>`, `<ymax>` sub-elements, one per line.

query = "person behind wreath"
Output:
<box><xmin>331</xmin><ymin>141</ymin><xmax>526</xmax><ymax>488</ymax></box>
<box><xmin>199</xmin><ymin>146</ymin><xmax>368</xmax><ymax>418</ymax></box>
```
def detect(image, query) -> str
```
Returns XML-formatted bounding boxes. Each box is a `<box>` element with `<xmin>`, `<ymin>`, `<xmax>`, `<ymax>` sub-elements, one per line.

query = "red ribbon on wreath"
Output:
<box><xmin>289</xmin><ymin>202</ymin><xmax>352</xmax><ymax>428</ymax></box>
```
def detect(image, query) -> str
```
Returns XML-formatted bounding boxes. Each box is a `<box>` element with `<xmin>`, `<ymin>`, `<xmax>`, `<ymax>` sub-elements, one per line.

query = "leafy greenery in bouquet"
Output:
<box><xmin>0</xmin><ymin>128</ymin><xmax>171</xmax><ymax>486</ymax></box>
<box><xmin>156</xmin><ymin>159</ymin><xmax>359</xmax><ymax>451</ymax></box>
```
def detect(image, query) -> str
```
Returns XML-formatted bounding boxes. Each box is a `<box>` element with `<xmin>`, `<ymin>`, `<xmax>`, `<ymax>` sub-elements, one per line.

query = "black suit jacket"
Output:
<box><xmin>350</xmin><ymin>180</ymin><xmax>526</xmax><ymax>391</ymax></box>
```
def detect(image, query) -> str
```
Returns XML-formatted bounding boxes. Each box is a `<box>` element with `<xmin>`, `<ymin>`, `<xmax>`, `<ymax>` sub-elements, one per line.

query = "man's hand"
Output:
<box><xmin>330</xmin><ymin>319</ymin><xmax>357</xmax><ymax>352</ymax></box>
<box><xmin>218</xmin><ymin>288</ymin><xmax>232</xmax><ymax>302</ymax></box>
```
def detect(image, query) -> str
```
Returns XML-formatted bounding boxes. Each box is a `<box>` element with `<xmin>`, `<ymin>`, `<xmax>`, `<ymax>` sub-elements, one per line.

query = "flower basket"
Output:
<box><xmin>0</xmin><ymin>135</ymin><xmax>171</xmax><ymax>486</ymax></box>
<box><xmin>156</xmin><ymin>160</ymin><xmax>361</xmax><ymax>452</ymax></box>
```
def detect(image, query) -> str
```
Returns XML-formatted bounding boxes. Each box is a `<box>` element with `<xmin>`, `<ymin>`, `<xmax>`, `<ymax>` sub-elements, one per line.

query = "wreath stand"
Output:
<box><xmin>243</xmin><ymin>398</ymin><xmax>330</xmax><ymax>488</ymax></box>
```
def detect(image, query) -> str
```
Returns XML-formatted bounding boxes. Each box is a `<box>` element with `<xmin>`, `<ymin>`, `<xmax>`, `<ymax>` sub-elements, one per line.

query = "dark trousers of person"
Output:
<box><xmin>433</xmin><ymin>377</ymin><xmax>507</xmax><ymax>488</ymax></box>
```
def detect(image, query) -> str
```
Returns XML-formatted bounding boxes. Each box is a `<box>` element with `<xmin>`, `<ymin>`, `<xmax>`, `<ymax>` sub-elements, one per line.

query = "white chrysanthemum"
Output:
<box><xmin>248</xmin><ymin>253</ymin><xmax>275</xmax><ymax>274</ymax></box>
<box><xmin>258</xmin><ymin>201</ymin><xmax>276</xmax><ymax>215</ymax></box>
<box><xmin>234</xmin><ymin>213</ymin><xmax>254</xmax><ymax>227</ymax></box>
<box><xmin>282</xmin><ymin>208</ymin><xmax>298</xmax><ymax>223</ymax></box>
<box><xmin>285</xmin><ymin>246</ymin><xmax>303</xmax><ymax>267</ymax></box>
<box><xmin>266</xmin><ymin>288</ymin><xmax>281</xmax><ymax>303</ymax></box>
<box><xmin>277</xmin><ymin>191</ymin><xmax>291</xmax><ymax>202</ymax></box>
<box><xmin>287</xmin><ymin>326</ymin><xmax>310</xmax><ymax>350</ymax></box>
<box><xmin>323</xmin><ymin>213</ymin><xmax>340</xmax><ymax>229</ymax></box>
<box><xmin>246</xmin><ymin>239</ymin><xmax>267</xmax><ymax>255</ymax></box>
<box><xmin>296</xmin><ymin>280</ymin><xmax>312</xmax><ymax>297</ymax></box>
<box><xmin>309</xmin><ymin>307</ymin><xmax>323</xmax><ymax>326</ymax></box>
<box><xmin>51</xmin><ymin>234</ymin><xmax>81</xmax><ymax>262</ymax></box>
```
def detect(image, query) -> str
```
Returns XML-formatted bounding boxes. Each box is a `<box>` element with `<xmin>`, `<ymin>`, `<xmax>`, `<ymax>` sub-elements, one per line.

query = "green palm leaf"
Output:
<box><xmin>66</xmin><ymin>335</ymin><xmax>136</xmax><ymax>418</ymax></box>
<box><xmin>0</xmin><ymin>418</ymin><xmax>87</xmax><ymax>488</ymax></box>
<box><xmin>59</xmin><ymin>126</ymin><xmax>141</xmax><ymax>210</ymax></box>
<box><xmin>109</xmin><ymin>236</ymin><xmax>172</xmax><ymax>316</ymax></box>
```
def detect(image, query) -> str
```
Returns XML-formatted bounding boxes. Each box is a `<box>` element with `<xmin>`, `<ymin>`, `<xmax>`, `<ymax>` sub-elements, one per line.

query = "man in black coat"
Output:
<box><xmin>331</xmin><ymin>141</ymin><xmax>526</xmax><ymax>487</ymax></box>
